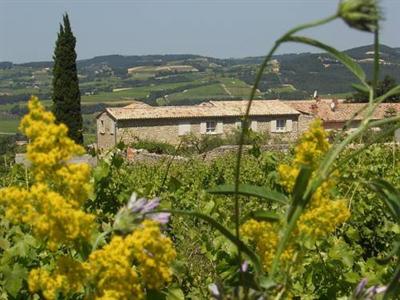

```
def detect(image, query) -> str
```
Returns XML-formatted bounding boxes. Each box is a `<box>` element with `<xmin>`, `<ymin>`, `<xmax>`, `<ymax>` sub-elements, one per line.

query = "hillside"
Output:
<box><xmin>1</xmin><ymin>44</ymin><xmax>400</xmax><ymax>136</ymax></box>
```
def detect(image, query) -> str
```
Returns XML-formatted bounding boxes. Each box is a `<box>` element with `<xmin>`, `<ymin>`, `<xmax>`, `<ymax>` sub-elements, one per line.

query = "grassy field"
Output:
<box><xmin>81</xmin><ymin>81</ymin><xmax>194</xmax><ymax>103</ymax></box>
<box><xmin>164</xmin><ymin>83</ymin><xmax>229</xmax><ymax>103</ymax></box>
<box><xmin>271</xmin><ymin>84</ymin><xmax>296</xmax><ymax>93</ymax></box>
<box><xmin>0</xmin><ymin>119</ymin><xmax>20</xmax><ymax>133</ymax></box>
<box><xmin>219</xmin><ymin>77</ymin><xmax>262</xmax><ymax>98</ymax></box>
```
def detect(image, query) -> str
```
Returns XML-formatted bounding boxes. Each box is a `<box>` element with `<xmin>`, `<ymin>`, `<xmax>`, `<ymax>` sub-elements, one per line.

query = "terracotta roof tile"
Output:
<box><xmin>285</xmin><ymin>99</ymin><xmax>400</xmax><ymax>122</ymax></box>
<box><xmin>105</xmin><ymin>100</ymin><xmax>300</xmax><ymax>120</ymax></box>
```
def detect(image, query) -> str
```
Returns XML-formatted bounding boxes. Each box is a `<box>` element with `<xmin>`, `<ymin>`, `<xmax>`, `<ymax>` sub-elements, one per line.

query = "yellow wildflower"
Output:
<box><xmin>29</xmin><ymin>256</ymin><xmax>86</xmax><ymax>300</ymax></box>
<box><xmin>84</xmin><ymin>234</ymin><xmax>144</xmax><ymax>300</ymax></box>
<box><xmin>278</xmin><ymin>119</ymin><xmax>350</xmax><ymax>239</ymax></box>
<box><xmin>241</xmin><ymin>219</ymin><xmax>294</xmax><ymax>271</ymax></box>
<box><xmin>0</xmin><ymin>96</ymin><xmax>95</xmax><ymax>250</ymax></box>
<box><xmin>279</xmin><ymin>119</ymin><xmax>330</xmax><ymax>193</ymax></box>
<box><xmin>243</xmin><ymin>120</ymin><xmax>350</xmax><ymax>273</ymax></box>
<box><xmin>28</xmin><ymin>220</ymin><xmax>176</xmax><ymax>300</ymax></box>
<box><xmin>129</xmin><ymin>220</ymin><xmax>176</xmax><ymax>289</ymax></box>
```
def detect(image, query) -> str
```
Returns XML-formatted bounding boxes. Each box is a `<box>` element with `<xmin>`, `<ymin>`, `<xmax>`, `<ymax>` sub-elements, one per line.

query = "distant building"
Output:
<box><xmin>286</xmin><ymin>99</ymin><xmax>400</xmax><ymax>130</ymax></box>
<box><xmin>96</xmin><ymin>100</ymin><xmax>301</xmax><ymax>151</ymax></box>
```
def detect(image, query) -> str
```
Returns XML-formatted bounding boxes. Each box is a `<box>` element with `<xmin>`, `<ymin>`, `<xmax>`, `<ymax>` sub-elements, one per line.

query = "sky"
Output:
<box><xmin>1</xmin><ymin>0</ymin><xmax>399</xmax><ymax>63</ymax></box>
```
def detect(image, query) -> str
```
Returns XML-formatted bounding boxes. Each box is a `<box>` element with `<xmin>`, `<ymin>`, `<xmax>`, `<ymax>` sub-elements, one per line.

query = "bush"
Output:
<box><xmin>131</xmin><ymin>138</ymin><xmax>177</xmax><ymax>155</ymax></box>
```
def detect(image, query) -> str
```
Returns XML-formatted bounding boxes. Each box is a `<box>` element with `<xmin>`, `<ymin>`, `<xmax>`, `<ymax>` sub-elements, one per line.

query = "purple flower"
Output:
<box><xmin>208</xmin><ymin>283</ymin><xmax>220</xmax><ymax>298</ymax></box>
<box><xmin>149</xmin><ymin>212</ymin><xmax>171</xmax><ymax>224</ymax></box>
<box><xmin>355</xmin><ymin>278</ymin><xmax>368</xmax><ymax>296</ymax></box>
<box><xmin>141</xmin><ymin>197</ymin><xmax>161</xmax><ymax>213</ymax></box>
<box><xmin>126</xmin><ymin>193</ymin><xmax>170</xmax><ymax>224</ymax></box>
<box><xmin>127</xmin><ymin>193</ymin><xmax>147</xmax><ymax>212</ymax></box>
<box><xmin>241</xmin><ymin>260</ymin><xmax>249</xmax><ymax>272</ymax></box>
<box><xmin>353</xmin><ymin>278</ymin><xmax>387</xmax><ymax>300</ymax></box>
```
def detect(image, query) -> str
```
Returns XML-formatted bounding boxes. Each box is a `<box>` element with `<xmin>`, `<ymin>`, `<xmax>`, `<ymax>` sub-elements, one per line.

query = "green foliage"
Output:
<box><xmin>52</xmin><ymin>13</ymin><xmax>83</xmax><ymax>144</ymax></box>
<box><xmin>131</xmin><ymin>139</ymin><xmax>177</xmax><ymax>155</ymax></box>
<box><xmin>348</xmin><ymin>75</ymin><xmax>400</xmax><ymax>103</ymax></box>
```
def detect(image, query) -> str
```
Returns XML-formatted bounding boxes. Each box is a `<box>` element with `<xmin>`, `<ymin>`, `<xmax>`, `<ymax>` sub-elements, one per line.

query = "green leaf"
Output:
<box><xmin>351</xmin><ymin>83</ymin><xmax>369</xmax><ymax>94</ymax></box>
<box><xmin>202</xmin><ymin>200</ymin><xmax>215</xmax><ymax>215</ymax></box>
<box><xmin>0</xmin><ymin>238</ymin><xmax>10</xmax><ymax>250</ymax></box>
<box><xmin>384</xmin><ymin>262</ymin><xmax>400</xmax><ymax>300</ymax></box>
<box><xmin>207</xmin><ymin>184</ymin><xmax>289</xmax><ymax>204</ymax></box>
<box><xmin>285</xmin><ymin>35</ymin><xmax>367</xmax><ymax>84</ymax></box>
<box><xmin>244</xmin><ymin>211</ymin><xmax>281</xmax><ymax>223</ymax></box>
<box><xmin>165</xmin><ymin>287</ymin><xmax>185</xmax><ymax>300</ymax></box>
<box><xmin>1</xmin><ymin>263</ymin><xmax>28</xmax><ymax>297</ymax></box>
<box><xmin>287</xmin><ymin>166</ymin><xmax>312</xmax><ymax>222</ymax></box>
<box><xmin>368</xmin><ymin>179</ymin><xmax>400</xmax><ymax>223</ymax></box>
<box><xmin>259</xmin><ymin>276</ymin><xmax>276</xmax><ymax>290</ymax></box>
<box><xmin>151</xmin><ymin>209</ymin><xmax>263</xmax><ymax>276</ymax></box>
<box><xmin>167</xmin><ymin>176</ymin><xmax>182</xmax><ymax>192</ymax></box>
<box><xmin>375</xmin><ymin>85</ymin><xmax>400</xmax><ymax>104</ymax></box>
<box><xmin>146</xmin><ymin>290</ymin><xmax>166</xmax><ymax>300</ymax></box>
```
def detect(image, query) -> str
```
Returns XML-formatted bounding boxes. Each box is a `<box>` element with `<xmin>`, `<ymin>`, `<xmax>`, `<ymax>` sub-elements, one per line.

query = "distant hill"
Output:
<box><xmin>1</xmin><ymin>44</ymin><xmax>400</xmax><ymax>103</ymax></box>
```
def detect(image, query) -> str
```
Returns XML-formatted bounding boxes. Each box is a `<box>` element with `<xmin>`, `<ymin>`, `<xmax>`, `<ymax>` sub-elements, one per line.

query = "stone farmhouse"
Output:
<box><xmin>96</xmin><ymin>99</ymin><xmax>400</xmax><ymax>151</ymax></box>
<box><xmin>96</xmin><ymin>100</ymin><xmax>302</xmax><ymax>151</ymax></box>
<box><xmin>286</xmin><ymin>99</ymin><xmax>400</xmax><ymax>130</ymax></box>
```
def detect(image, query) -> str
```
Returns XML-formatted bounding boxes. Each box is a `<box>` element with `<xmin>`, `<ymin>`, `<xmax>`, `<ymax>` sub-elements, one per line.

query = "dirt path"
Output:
<box><xmin>220</xmin><ymin>83</ymin><xmax>233</xmax><ymax>97</ymax></box>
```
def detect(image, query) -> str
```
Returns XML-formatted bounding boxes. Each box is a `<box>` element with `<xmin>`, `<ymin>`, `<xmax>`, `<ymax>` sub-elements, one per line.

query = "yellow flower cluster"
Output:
<box><xmin>0</xmin><ymin>96</ymin><xmax>95</xmax><ymax>250</ymax></box>
<box><xmin>84</xmin><ymin>233</ymin><xmax>144</xmax><ymax>300</ymax></box>
<box><xmin>241</xmin><ymin>120</ymin><xmax>350</xmax><ymax>271</ymax></box>
<box><xmin>278</xmin><ymin>119</ymin><xmax>350</xmax><ymax>239</ymax></box>
<box><xmin>1</xmin><ymin>97</ymin><xmax>177</xmax><ymax>299</ymax></box>
<box><xmin>278</xmin><ymin>119</ymin><xmax>330</xmax><ymax>192</ymax></box>
<box><xmin>241</xmin><ymin>219</ymin><xmax>293</xmax><ymax>270</ymax></box>
<box><xmin>29</xmin><ymin>221</ymin><xmax>176</xmax><ymax>300</ymax></box>
<box><xmin>29</xmin><ymin>256</ymin><xmax>86</xmax><ymax>299</ymax></box>
<box><xmin>128</xmin><ymin>220</ymin><xmax>176</xmax><ymax>290</ymax></box>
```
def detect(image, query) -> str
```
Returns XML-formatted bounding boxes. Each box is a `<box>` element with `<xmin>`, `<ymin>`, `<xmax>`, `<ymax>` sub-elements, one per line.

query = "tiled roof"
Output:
<box><xmin>105</xmin><ymin>100</ymin><xmax>300</xmax><ymax>120</ymax></box>
<box><xmin>285</xmin><ymin>99</ymin><xmax>400</xmax><ymax>122</ymax></box>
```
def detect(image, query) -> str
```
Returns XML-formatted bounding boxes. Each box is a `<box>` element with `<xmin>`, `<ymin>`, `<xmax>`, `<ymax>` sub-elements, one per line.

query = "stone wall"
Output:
<box><xmin>97</xmin><ymin>112</ymin><xmax>117</xmax><ymax>151</ymax></box>
<box><xmin>297</xmin><ymin>114</ymin><xmax>316</xmax><ymax>133</ymax></box>
<box><xmin>115</xmin><ymin>115</ymin><xmax>300</xmax><ymax>147</ymax></box>
<box><xmin>15</xmin><ymin>154</ymin><xmax>97</xmax><ymax>167</ymax></box>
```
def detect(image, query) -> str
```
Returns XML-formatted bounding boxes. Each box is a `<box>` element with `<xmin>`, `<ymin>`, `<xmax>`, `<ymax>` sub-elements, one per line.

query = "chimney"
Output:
<box><xmin>330</xmin><ymin>98</ymin><xmax>339</xmax><ymax>111</ymax></box>
<box><xmin>311</xmin><ymin>103</ymin><xmax>318</xmax><ymax>114</ymax></box>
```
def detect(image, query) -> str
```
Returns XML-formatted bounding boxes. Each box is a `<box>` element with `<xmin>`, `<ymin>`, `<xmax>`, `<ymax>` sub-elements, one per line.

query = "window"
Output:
<box><xmin>200</xmin><ymin>121</ymin><xmax>223</xmax><ymax>134</ymax></box>
<box><xmin>99</xmin><ymin>120</ymin><xmax>105</xmax><ymax>134</ymax></box>
<box><xmin>276</xmin><ymin>119</ymin><xmax>286</xmax><ymax>131</ymax></box>
<box><xmin>206</xmin><ymin>121</ymin><xmax>217</xmax><ymax>133</ymax></box>
<box><xmin>178</xmin><ymin>122</ymin><xmax>191</xmax><ymax>136</ymax></box>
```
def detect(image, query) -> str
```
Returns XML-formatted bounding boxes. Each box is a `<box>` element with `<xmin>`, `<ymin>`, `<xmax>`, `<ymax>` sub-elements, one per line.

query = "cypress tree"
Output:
<box><xmin>52</xmin><ymin>13</ymin><xmax>83</xmax><ymax>144</ymax></box>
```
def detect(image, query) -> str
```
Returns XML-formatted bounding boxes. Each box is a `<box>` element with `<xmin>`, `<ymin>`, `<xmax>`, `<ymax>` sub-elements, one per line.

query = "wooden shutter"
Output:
<box><xmin>286</xmin><ymin>119</ymin><xmax>293</xmax><ymax>132</ymax></box>
<box><xmin>251</xmin><ymin>120</ymin><xmax>258</xmax><ymax>132</ymax></box>
<box><xmin>271</xmin><ymin>120</ymin><xmax>277</xmax><ymax>132</ymax></box>
<box><xmin>200</xmin><ymin>122</ymin><xmax>206</xmax><ymax>134</ymax></box>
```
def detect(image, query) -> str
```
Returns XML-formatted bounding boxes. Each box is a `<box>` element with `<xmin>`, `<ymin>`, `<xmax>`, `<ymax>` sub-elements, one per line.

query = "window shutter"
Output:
<box><xmin>216</xmin><ymin>121</ymin><xmax>224</xmax><ymax>134</ymax></box>
<box><xmin>178</xmin><ymin>122</ymin><xmax>191</xmax><ymax>136</ymax></box>
<box><xmin>271</xmin><ymin>120</ymin><xmax>277</xmax><ymax>132</ymax></box>
<box><xmin>200</xmin><ymin>122</ymin><xmax>206</xmax><ymax>134</ymax></box>
<box><xmin>286</xmin><ymin>119</ymin><xmax>293</xmax><ymax>132</ymax></box>
<box><xmin>251</xmin><ymin>120</ymin><xmax>258</xmax><ymax>132</ymax></box>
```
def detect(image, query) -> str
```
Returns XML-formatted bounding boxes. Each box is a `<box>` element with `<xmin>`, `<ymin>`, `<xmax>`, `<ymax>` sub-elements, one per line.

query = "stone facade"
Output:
<box><xmin>97</xmin><ymin>114</ymin><xmax>300</xmax><ymax>150</ymax></box>
<box><xmin>97</xmin><ymin>112</ymin><xmax>117</xmax><ymax>151</ymax></box>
